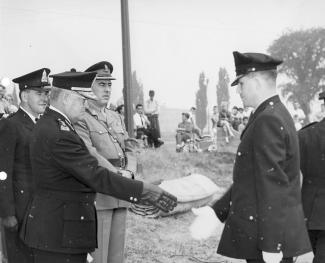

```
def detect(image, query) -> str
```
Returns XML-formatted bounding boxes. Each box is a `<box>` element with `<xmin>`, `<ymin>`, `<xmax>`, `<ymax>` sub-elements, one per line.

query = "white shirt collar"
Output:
<box><xmin>49</xmin><ymin>105</ymin><xmax>72</xmax><ymax>124</ymax></box>
<box><xmin>20</xmin><ymin>106</ymin><xmax>39</xmax><ymax>124</ymax></box>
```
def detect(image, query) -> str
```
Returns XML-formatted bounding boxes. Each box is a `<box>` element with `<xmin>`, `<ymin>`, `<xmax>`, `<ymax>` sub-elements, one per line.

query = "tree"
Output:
<box><xmin>216</xmin><ymin>68</ymin><xmax>230</xmax><ymax>111</ymax></box>
<box><xmin>195</xmin><ymin>72</ymin><xmax>208</xmax><ymax>132</ymax></box>
<box><xmin>268</xmin><ymin>28</ymin><xmax>325</xmax><ymax>121</ymax></box>
<box><xmin>131</xmin><ymin>70</ymin><xmax>144</xmax><ymax>110</ymax></box>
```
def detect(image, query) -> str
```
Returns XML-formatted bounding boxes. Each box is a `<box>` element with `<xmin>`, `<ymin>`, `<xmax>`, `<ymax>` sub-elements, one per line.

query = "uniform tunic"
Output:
<box><xmin>212</xmin><ymin>95</ymin><xmax>311</xmax><ymax>260</ymax></box>
<box><xmin>0</xmin><ymin>108</ymin><xmax>36</xmax><ymax>262</ymax></box>
<box><xmin>20</xmin><ymin>107</ymin><xmax>143</xmax><ymax>254</ymax></box>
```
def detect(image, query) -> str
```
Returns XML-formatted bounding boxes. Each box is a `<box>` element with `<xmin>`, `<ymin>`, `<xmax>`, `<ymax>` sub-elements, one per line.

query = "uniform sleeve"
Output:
<box><xmin>0</xmin><ymin>120</ymin><xmax>16</xmax><ymax>218</ymax></box>
<box><xmin>75</xmin><ymin>120</ymin><xmax>118</xmax><ymax>173</ymax></box>
<box><xmin>211</xmin><ymin>186</ymin><xmax>232</xmax><ymax>222</ymax></box>
<box><xmin>253</xmin><ymin>114</ymin><xmax>288</xmax><ymax>252</ymax></box>
<box><xmin>50</xmin><ymin>132</ymin><xmax>143</xmax><ymax>202</ymax></box>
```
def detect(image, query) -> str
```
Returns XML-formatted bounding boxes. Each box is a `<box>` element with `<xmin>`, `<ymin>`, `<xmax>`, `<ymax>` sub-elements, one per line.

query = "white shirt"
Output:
<box><xmin>144</xmin><ymin>99</ymin><xmax>159</xmax><ymax>115</ymax></box>
<box><xmin>133</xmin><ymin>112</ymin><xmax>149</xmax><ymax>129</ymax></box>
<box><xmin>49</xmin><ymin>105</ymin><xmax>72</xmax><ymax>124</ymax></box>
<box><xmin>20</xmin><ymin>106</ymin><xmax>39</xmax><ymax>123</ymax></box>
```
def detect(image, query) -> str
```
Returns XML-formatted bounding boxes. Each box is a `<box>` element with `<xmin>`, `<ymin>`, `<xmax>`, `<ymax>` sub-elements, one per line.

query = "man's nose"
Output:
<box><xmin>84</xmin><ymin>99</ymin><xmax>89</xmax><ymax>110</ymax></box>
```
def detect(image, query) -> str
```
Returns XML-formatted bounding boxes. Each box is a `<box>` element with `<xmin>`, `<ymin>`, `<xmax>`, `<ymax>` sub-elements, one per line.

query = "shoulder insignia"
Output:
<box><xmin>57</xmin><ymin>118</ymin><xmax>70</xmax><ymax>131</ymax></box>
<box><xmin>300</xmin><ymin>121</ymin><xmax>318</xmax><ymax>131</ymax></box>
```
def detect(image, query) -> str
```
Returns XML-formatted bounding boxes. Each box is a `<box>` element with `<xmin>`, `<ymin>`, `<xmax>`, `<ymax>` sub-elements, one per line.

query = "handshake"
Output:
<box><xmin>138</xmin><ymin>182</ymin><xmax>177</xmax><ymax>213</ymax></box>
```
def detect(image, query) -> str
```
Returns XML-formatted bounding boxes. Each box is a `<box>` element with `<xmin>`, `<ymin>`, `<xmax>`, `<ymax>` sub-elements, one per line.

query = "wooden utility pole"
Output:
<box><xmin>121</xmin><ymin>0</ymin><xmax>133</xmax><ymax>136</ymax></box>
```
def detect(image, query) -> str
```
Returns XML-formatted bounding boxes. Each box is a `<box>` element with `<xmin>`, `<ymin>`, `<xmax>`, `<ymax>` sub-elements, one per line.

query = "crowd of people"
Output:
<box><xmin>1</xmin><ymin>50</ymin><xmax>325</xmax><ymax>263</ymax></box>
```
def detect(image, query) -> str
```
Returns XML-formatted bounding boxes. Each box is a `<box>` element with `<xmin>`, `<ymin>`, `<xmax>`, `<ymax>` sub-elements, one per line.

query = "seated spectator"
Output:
<box><xmin>0</xmin><ymin>84</ymin><xmax>11</xmax><ymax>118</ymax></box>
<box><xmin>237</xmin><ymin>107</ymin><xmax>244</xmax><ymax>122</ymax></box>
<box><xmin>230</xmin><ymin>106</ymin><xmax>241</xmax><ymax>131</ymax></box>
<box><xmin>176</xmin><ymin>112</ymin><xmax>195</xmax><ymax>152</ymax></box>
<box><xmin>218</xmin><ymin>106</ymin><xmax>234</xmax><ymax>143</ymax></box>
<box><xmin>133</xmin><ymin>103</ymin><xmax>162</xmax><ymax>148</ymax></box>
<box><xmin>238</xmin><ymin>116</ymin><xmax>248</xmax><ymax>133</ymax></box>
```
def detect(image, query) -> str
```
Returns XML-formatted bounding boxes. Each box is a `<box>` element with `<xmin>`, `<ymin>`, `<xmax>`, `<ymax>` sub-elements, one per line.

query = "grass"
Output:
<box><xmin>125</xmin><ymin>136</ymin><xmax>239</xmax><ymax>263</ymax></box>
<box><xmin>125</xmin><ymin>134</ymin><xmax>312</xmax><ymax>263</ymax></box>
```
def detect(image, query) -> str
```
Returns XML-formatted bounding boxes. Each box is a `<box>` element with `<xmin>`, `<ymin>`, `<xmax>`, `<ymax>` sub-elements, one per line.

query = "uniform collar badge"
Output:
<box><xmin>58</xmin><ymin>118</ymin><xmax>70</xmax><ymax>131</ymax></box>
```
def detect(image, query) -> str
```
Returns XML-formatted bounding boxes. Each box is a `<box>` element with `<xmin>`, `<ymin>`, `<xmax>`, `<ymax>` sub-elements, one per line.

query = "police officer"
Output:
<box><xmin>19</xmin><ymin>70</ymin><xmax>177</xmax><ymax>263</ymax></box>
<box><xmin>75</xmin><ymin>61</ymin><xmax>132</xmax><ymax>263</ymax></box>
<box><xmin>0</xmin><ymin>68</ymin><xmax>51</xmax><ymax>262</ymax></box>
<box><xmin>299</xmin><ymin>91</ymin><xmax>325</xmax><ymax>263</ymax></box>
<box><xmin>190</xmin><ymin>52</ymin><xmax>311</xmax><ymax>263</ymax></box>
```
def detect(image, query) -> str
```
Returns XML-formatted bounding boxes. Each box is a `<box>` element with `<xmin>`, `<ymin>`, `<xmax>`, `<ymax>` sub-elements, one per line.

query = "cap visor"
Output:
<box><xmin>96</xmin><ymin>76</ymin><xmax>116</xmax><ymax>80</ymax></box>
<box><xmin>231</xmin><ymin>75</ymin><xmax>245</xmax><ymax>87</ymax></box>
<box><xmin>29</xmin><ymin>85</ymin><xmax>51</xmax><ymax>91</ymax></box>
<box><xmin>76</xmin><ymin>91</ymin><xmax>98</xmax><ymax>100</ymax></box>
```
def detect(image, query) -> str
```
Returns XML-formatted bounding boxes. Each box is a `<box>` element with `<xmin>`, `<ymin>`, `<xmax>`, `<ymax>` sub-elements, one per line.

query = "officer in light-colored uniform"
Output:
<box><xmin>75</xmin><ymin>61</ymin><xmax>133</xmax><ymax>263</ymax></box>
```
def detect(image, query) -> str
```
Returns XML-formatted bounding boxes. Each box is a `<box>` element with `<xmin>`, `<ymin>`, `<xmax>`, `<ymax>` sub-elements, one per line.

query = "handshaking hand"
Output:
<box><xmin>190</xmin><ymin>206</ymin><xmax>220</xmax><ymax>240</ymax></box>
<box><xmin>262</xmin><ymin>251</ymin><xmax>283</xmax><ymax>263</ymax></box>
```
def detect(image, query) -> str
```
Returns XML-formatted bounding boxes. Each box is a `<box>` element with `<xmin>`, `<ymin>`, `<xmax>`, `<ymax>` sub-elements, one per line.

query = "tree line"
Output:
<box><xmin>131</xmin><ymin>27</ymin><xmax>325</xmax><ymax>131</ymax></box>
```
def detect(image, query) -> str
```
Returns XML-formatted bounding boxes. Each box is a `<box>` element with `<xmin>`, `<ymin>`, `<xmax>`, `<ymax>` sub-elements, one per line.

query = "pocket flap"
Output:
<box><xmin>63</xmin><ymin>203</ymin><xmax>95</xmax><ymax>221</ymax></box>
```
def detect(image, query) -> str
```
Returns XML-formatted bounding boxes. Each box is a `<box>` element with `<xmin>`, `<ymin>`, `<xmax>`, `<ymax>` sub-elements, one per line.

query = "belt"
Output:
<box><xmin>35</xmin><ymin>189</ymin><xmax>96</xmax><ymax>202</ymax></box>
<box><xmin>108</xmin><ymin>156</ymin><xmax>127</xmax><ymax>168</ymax></box>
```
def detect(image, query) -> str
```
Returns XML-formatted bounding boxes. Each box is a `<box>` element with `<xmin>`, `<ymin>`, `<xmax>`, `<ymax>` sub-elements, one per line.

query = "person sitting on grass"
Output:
<box><xmin>176</xmin><ymin>112</ymin><xmax>197</xmax><ymax>152</ymax></box>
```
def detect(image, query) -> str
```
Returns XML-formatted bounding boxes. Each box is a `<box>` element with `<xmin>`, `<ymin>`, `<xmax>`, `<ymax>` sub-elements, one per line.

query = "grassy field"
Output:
<box><xmin>125</xmin><ymin>135</ymin><xmax>313</xmax><ymax>263</ymax></box>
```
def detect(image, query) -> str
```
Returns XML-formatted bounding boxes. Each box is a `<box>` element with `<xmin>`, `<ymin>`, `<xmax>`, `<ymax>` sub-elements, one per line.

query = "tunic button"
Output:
<box><xmin>20</xmin><ymin>190</ymin><xmax>24</xmax><ymax>194</ymax></box>
<box><xmin>269</xmin><ymin>101</ymin><xmax>274</xmax><ymax>106</ymax></box>
<box><xmin>134</xmin><ymin>198</ymin><xmax>138</xmax><ymax>202</ymax></box>
<box><xmin>81</xmin><ymin>216</ymin><xmax>84</xmax><ymax>220</ymax></box>
<box><xmin>0</xmin><ymin>171</ymin><xmax>7</xmax><ymax>180</ymax></box>
<box><xmin>237</xmin><ymin>152</ymin><xmax>241</xmax><ymax>156</ymax></box>
<box><xmin>249</xmin><ymin>216</ymin><xmax>254</xmax><ymax>220</ymax></box>
<box><xmin>130</xmin><ymin>197</ymin><xmax>133</xmax><ymax>201</ymax></box>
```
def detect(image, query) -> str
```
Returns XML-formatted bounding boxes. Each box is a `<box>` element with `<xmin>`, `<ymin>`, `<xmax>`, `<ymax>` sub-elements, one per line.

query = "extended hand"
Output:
<box><xmin>139</xmin><ymin>182</ymin><xmax>177</xmax><ymax>213</ymax></box>
<box><xmin>2</xmin><ymin>215</ymin><xmax>18</xmax><ymax>230</ymax></box>
<box><xmin>262</xmin><ymin>251</ymin><xmax>283</xmax><ymax>263</ymax></box>
<box><xmin>190</xmin><ymin>206</ymin><xmax>220</xmax><ymax>240</ymax></box>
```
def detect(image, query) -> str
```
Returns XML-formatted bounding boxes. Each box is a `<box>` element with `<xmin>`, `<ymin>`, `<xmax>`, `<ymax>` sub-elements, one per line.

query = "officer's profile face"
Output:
<box><xmin>236</xmin><ymin>74</ymin><xmax>258</xmax><ymax>108</ymax></box>
<box><xmin>92</xmin><ymin>79</ymin><xmax>112</xmax><ymax>106</ymax></box>
<box><xmin>64</xmin><ymin>91</ymin><xmax>87</xmax><ymax>123</ymax></box>
<box><xmin>23</xmin><ymin>89</ymin><xmax>49</xmax><ymax>115</ymax></box>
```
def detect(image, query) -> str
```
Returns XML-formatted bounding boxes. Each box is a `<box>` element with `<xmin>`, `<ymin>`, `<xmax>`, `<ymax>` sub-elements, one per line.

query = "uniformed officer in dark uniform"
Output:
<box><xmin>19</xmin><ymin>70</ymin><xmax>177</xmax><ymax>263</ymax></box>
<box><xmin>0</xmin><ymin>68</ymin><xmax>51</xmax><ymax>263</ymax></box>
<box><xmin>191</xmin><ymin>52</ymin><xmax>311</xmax><ymax>263</ymax></box>
<box><xmin>299</xmin><ymin>91</ymin><xmax>325</xmax><ymax>263</ymax></box>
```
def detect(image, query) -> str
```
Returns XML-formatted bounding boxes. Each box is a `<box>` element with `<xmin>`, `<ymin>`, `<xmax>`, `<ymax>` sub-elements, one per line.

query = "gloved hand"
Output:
<box><xmin>2</xmin><ymin>215</ymin><xmax>18</xmax><ymax>231</ymax></box>
<box><xmin>190</xmin><ymin>206</ymin><xmax>220</xmax><ymax>240</ymax></box>
<box><xmin>139</xmin><ymin>182</ymin><xmax>177</xmax><ymax>213</ymax></box>
<box><xmin>262</xmin><ymin>251</ymin><xmax>283</xmax><ymax>263</ymax></box>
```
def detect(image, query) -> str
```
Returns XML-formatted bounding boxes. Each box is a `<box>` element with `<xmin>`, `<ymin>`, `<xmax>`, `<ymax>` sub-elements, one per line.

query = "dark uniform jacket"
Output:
<box><xmin>0</xmin><ymin>108</ymin><xmax>35</xmax><ymax>223</ymax></box>
<box><xmin>212</xmin><ymin>95</ymin><xmax>311</xmax><ymax>260</ymax></box>
<box><xmin>20</xmin><ymin>107</ymin><xmax>143</xmax><ymax>254</ymax></box>
<box><xmin>299</xmin><ymin>119</ymin><xmax>325</xmax><ymax>230</ymax></box>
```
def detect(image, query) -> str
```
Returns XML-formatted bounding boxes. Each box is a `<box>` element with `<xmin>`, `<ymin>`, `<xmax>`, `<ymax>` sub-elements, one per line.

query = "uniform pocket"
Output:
<box><xmin>62</xmin><ymin>203</ymin><xmax>97</xmax><ymax>248</ymax></box>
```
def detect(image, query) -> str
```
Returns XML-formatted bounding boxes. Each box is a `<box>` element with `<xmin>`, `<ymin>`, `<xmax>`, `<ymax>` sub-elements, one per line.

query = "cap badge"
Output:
<box><xmin>41</xmin><ymin>70</ymin><xmax>48</xmax><ymax>83</ymax></box>
<box><xmin>104</xmin><ymin>64</ymin><xmax>109</xmax><ymax>71</ymax></box>
<box><xmin>57</xmin><ymin>118</ymin><xmax>70</xmax><ymax>131</ymax></box>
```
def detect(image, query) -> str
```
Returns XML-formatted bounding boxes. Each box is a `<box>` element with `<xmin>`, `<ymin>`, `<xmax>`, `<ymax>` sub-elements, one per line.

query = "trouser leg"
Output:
<box><xmin>92</xmin><ymin>209</ymin><xmax>113</xmax><ymax>263</ymax></box>
<box><xmin>309</xmin><ymin>229</ymin><xmax>325</xmax><ymax>263</ymax></box>
<box><xmin>106</xmin><ymin>208</ymin><xmax>127</xmax><ymax>263</ymax></box>
<box><xmin>3</xmin><ymin>226</ymin><xmax>34</xmax><ymax>263</ymax></box>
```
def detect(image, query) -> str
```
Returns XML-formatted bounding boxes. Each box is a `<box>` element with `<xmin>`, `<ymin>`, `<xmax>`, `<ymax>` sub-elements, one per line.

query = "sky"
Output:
<box><xmin>1</xmin><ymin>0</ymin><xmax>325</xmax><ymax>110</ymax></box>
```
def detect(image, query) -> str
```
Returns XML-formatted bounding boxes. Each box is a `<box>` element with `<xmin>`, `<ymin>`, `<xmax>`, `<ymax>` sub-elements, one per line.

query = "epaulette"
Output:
<box><xmin>57</xmin><ymin>118</ymin><xmax>70</xmax><ymax>131</ymax></box>
<box><xmin>300</xmin><ymin>121</ymin><xmax>318</xmax><ymax>131</ymax></box>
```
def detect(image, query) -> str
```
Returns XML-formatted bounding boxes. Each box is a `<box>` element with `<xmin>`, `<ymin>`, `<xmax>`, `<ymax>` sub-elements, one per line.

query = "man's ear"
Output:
<box><xmin>20</xmin><ymin>90</ymin><xmax>28</xmax><ymax>103</ymax></box>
